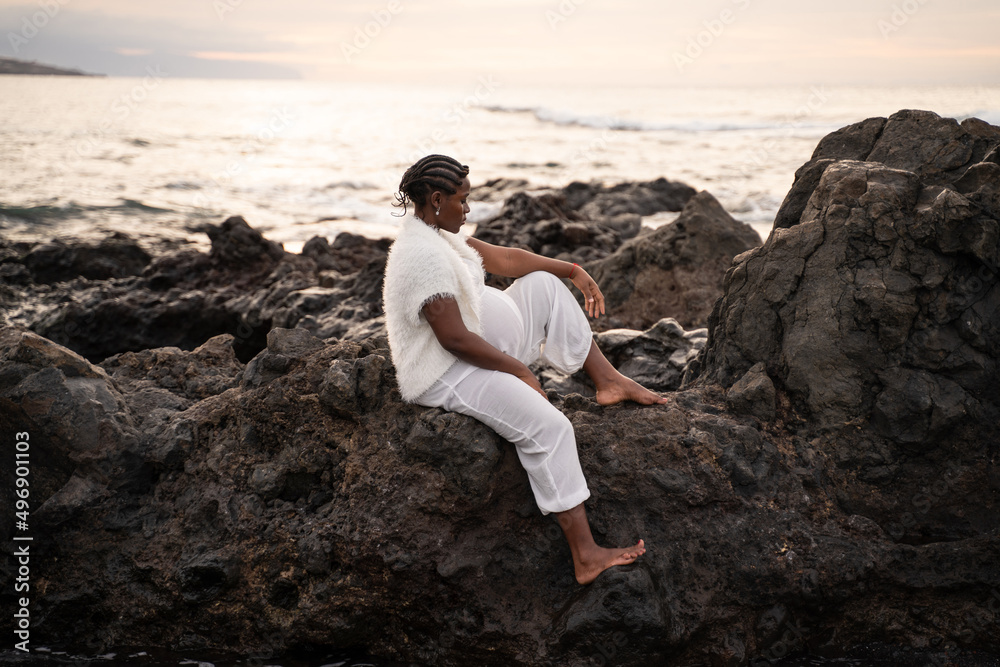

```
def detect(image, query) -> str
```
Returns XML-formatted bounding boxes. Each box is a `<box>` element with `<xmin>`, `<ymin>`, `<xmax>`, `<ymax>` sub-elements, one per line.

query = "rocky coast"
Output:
<box><xmin>0</xmin><ymin>57</ymin><xmax>99</xmax><ymax>76</ymax></box>
<box><xmin>1</xmin><ymin>110</ymin><xmax>998</xmax><ymax>666</ymax></box>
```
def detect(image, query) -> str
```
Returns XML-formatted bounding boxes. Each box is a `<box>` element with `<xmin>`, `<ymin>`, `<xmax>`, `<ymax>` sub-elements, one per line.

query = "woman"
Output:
<box><xmin>383</xmin><ymin>155</ymin><xmax>666</xmax><ymax>585</ymax></box>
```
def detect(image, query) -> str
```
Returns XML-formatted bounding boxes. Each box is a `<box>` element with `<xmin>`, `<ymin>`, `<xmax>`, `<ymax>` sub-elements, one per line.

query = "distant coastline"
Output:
<box><xmin>0</xmin><ymin>56</ymin><xmax>102</xmax><ymax>76</ymax></box>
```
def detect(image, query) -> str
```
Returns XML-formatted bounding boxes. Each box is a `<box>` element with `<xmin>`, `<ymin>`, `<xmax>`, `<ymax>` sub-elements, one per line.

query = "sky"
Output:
<box><xmin>1</xmin><ymin>0</ymin><xmax>998</xmax><ymax>86</ymax></box>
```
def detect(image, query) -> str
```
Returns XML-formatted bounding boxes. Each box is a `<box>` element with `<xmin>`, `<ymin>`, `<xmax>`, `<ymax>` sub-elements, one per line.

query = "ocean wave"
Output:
<box><xmin>960</xmin><ymin>109</ymin><xmax>1000</xmax><ymax>126</ymax></box>
<box><xmin>164</xmin><ymin>181</ymin><xmax>203</xmax><ymax>190</ymax></box>
<box><xmin>0</xmin><ymin>199</ymin><xmax>175</xmax><ymax>223</ymax></box>
<box><xmin>117</xmin><ymin>198</ymin><xmax>173</xmax><ymax>213</ymax></box>
<box><xmin>322</xmin><ymin>180</ymin><xmax>379</xmax><ymax>191</ymax></box>
<box><xmin>0</xmin><ymin>203</ymin><xmax>76</xmax><ymax>223</ymax></box>
<box><xmin>479</xmin><ymin>104</ymin><xmax>831</xmax><ymax>133</ymax></box>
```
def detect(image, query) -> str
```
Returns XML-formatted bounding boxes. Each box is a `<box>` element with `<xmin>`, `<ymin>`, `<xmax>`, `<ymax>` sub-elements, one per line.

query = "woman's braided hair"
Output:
<box><xmin>393</xmin><ymin>154</ymin><xmax>470</xmax><ymax>216</ymax></box>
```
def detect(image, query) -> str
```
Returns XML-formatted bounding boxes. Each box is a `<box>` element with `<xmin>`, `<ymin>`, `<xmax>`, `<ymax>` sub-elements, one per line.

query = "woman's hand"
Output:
<box><xmin>570</xmin><ymin>265</ymin><xmax>606</xmax><ymax>318</ymax></box>
<box><xmin>514</xmin><ymin>365</ymin><xmax>548</xmax><ymax>401</ymax></box>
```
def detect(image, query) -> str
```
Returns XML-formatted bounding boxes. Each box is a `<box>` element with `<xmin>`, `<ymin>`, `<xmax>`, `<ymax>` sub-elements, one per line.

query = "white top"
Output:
<box><xmin>382</xmin><ymin>215</ymin><xmax>486</xmax><ymax>401</ymax></box>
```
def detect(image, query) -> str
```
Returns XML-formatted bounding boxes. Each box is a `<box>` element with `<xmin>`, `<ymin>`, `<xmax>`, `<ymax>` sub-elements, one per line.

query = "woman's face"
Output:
<box><xmin>433</xmin><ymin>176</ymin><xmax>471</xmax><ymax>234</ymax></box>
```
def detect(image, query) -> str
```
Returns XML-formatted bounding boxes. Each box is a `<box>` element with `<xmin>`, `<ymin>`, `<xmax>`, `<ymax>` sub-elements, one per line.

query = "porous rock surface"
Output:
<box><xmin>4</xmin><ymin>324</ymin><xmax>996</xmax><ymax>667</ymax></box>
<box><xmin>695</xmin><ymin>109</ymin><xmax>1000</xmax><ymax>445</ymax></box>
<box><xmin>586</xmin><ymin>191</ymin><xmax>762</xmax><ymax>331</ymax></box>
<box><xmin>692</xmin><ymin>108</ymin><xmax>1000</xmax><ymax>568</ymax></box>
<box><xmin>473</xmin><ymin>177</ymin><xmax>697</xmax><ymax>263</ymax></box>
<box><xmin>0</xmin><ymin>216</ymin><xmax>391</xmax><ymax>363</ymax></box>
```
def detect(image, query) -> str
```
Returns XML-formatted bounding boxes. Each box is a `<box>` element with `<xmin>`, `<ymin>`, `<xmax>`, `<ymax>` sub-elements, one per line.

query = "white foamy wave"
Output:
<box><xmin>467</xmin><ymin>200</ymin><xmax>504</xmax><ymax>225</ymax></box>
<box><xmin>960</xmin><ymin>109</ymin><xmax>1000</xmax><ymax>126</ymax></box>
<box><xmin>479</xmin><ymin>104</ymin><xmax>830</xmax><ymax>133</ymax></box>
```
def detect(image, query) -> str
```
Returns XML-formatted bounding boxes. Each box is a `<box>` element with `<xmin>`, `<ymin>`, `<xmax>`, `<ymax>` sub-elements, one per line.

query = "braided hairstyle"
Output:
<box><xmin>393</xmin><ymin>154</ymin><xmax>470</xmax><ymax>217</ymax></box>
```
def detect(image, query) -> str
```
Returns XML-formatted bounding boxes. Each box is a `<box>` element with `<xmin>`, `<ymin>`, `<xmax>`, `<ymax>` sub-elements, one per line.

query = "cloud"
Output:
<box><xmin>0</xmin><ymin>5</ymin><xmax>302</xmax><ymax>78</ymax></box>
<box><xmin>0</xmin><ymin>0</ymin><xmax>996</xmax><ymax>84</ymax></box>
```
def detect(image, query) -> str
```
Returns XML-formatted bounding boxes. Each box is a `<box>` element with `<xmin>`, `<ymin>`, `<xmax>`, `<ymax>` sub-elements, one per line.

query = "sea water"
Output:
<box><xmin>1</xmin><ymin>76</ymin><xmax>998</xmax><ymax>252</ymax></box>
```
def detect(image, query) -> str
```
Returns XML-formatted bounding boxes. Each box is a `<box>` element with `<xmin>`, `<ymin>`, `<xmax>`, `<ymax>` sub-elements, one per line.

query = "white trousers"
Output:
<box><xmin>415</xmin><ymin>271</ymin><xmax>593</xmax><ymax>515</ymax></box>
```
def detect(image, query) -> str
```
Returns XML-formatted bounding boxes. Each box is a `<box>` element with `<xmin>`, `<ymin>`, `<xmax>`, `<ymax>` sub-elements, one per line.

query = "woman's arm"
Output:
<box><xmin>466</xmin><ymin>237</ymin><xmax>606</xmax><ymax>318</ymax></box>
<box><xmin>422</xmin><ymin>295</ymin><xmax>547</xmax><ymax>399</ymax></box>
<box><xmin>467</xmin><ymin>236</ymin><xmax>569</xmax><ymax>278</ymax></box>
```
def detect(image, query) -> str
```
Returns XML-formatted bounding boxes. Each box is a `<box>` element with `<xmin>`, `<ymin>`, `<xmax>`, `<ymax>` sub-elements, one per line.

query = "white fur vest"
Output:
<box><xmin>382</xmin><ymin>215</ymin><xmax>485</xmax><ymax>401</ymax></box>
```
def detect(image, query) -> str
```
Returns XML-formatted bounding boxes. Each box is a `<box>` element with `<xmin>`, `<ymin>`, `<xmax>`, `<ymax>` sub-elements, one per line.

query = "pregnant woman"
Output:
<box><xmin>383</xmin><ymin>154</ymin><xmax>665</xmax><ymax>584</ymax></box>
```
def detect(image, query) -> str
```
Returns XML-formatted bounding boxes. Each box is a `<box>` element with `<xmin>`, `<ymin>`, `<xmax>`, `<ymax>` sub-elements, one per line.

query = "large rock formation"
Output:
<box><xmin>696</xmin><ymin>110</ymin><xmax>1000</xmax><ymax>441</ymax></box>
<box><xmin>586</xmin><ymin>191</ymin><xmax>761</xmax><ymax>331</ymax></box>
<box><xmin>775</xmin><ymin>110</ymin><xmax>1000</xmax><ymax>230</ymax></box>
<box><xmin>4</xmin><ymin>324</ymin><xmax>997</xmax><ymax>666</ymax></box>
<box><xmin>473</xmin><ymin>178</ymin><xmax>697</xmax><ymax>263</ymax></box>
<box><xmin>693</xmin><ymin>109</ymin><xmax>1000</xmax><ymax>547</ymax></box>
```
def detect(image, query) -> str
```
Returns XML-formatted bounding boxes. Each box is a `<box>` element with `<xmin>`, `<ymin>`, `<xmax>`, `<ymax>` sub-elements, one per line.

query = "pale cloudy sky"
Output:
<box><xmin>1</xmin><ymin>0</ymin><xmax>998</xmax><ymax>85</ymax></box>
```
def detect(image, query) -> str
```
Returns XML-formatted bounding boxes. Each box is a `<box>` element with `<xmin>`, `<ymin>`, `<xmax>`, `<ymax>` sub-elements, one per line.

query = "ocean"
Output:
<box><xmin>2</xmin><ymin>76</ymin><xmax>999</xmax><ymax>252</ymax></box>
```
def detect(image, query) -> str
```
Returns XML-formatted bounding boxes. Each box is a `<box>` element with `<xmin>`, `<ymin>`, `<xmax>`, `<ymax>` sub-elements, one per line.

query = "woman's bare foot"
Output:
<box><xmin>594</xmin><ymin>374</ymin><xmax>668</xmax><ymax>406</ymax></box>
<box><xmin>573</xmin><ymin>539</ymin><xmax>646</xmax><ymax>585</ymax></box>
<box><xmin>583</xmin><ymin>341</ymin><xmax>668</xmax><ymax>406</ymax></box>
<box><xmin>556</xmin><ymin>503</ymin><xmax>647</xmax><ymax>585</ymax></box>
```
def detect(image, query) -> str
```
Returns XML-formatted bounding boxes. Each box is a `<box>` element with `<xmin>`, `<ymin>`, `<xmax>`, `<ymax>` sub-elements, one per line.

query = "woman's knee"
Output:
<box><xmin>520</xmin><ymin>270</ymin><xmax>563</xmax><ymax>291</ymax></box>
<box><xmin>534</xmin><ymin>402</ymin><xmax>575</xmax><ymax>440</ymax></box>
<box><xmin>510</xmin><ymin>271</ymin><xmax>564</xmax><ymax>306</ymax></box>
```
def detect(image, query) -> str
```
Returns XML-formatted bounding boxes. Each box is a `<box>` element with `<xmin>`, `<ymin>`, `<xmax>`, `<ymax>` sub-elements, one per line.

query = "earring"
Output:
<box><xmin>435</xmin><ymin>208</ymin><xmax>440</xmax><ymax>216</ymax></box>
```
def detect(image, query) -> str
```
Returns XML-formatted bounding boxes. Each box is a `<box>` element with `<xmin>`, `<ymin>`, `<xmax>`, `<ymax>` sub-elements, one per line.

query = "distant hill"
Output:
<box><xmin>0</xmin><ymin>57</ymin><xmax>102</xmax><ymax>76</ymax></box>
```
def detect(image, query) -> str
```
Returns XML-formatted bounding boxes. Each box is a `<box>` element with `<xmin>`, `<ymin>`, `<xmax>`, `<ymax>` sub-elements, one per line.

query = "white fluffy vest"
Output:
<box><xmin>382</xmin><ymin>216</ymin><xmax>484</xmax><ymax>401</ymax></box>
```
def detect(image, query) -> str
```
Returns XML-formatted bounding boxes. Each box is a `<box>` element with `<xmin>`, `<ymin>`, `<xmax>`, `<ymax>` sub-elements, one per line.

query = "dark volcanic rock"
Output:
<box><xmin>205</xmin><ymin>215</ymin><xmax>285</xmax><ymax>266</ymax></box>
<box><xmin>592</xmin><ymin>318</ymin><xmax>706</xmax><ymax>392</ymax></box>
<box><xmin>20</xmin><ymin>232</ymin><xmax>152</xmax><ymax>283</ymax></box>
<box><xmin>587</xmin><ymin>191</ymin><xmax>762</xmax><ymax>330</ymax></box>
<box><xmin>473</xmin><ymin>190</ymin><xmax>627</xmax><ymax>262</ymax></box>
<box><xmin>301</xmin><ymin>230</ymin><xmax>391</xmax><ymax>275</ymax></box>
<box><xmin>568</xmin><ymin>177</ymin><xmax>697</xmax><ymax>218</ymax></box>
<box><xmin>3</xmin><ymin>323</ymin><xmax>998</xmax><ymax>666</ymax></box>
<box><xmin>471</xmin><ymin>177</ymin><xmax>532</xmax><ymax>201</ymax></box>
<box><xmin>775</xmin><ymin>110</ymin><xmax>1000</xmax><ymax>229</ymax></box>
<box><xmin>698</xmin><ymin>149</ymin><xmax>1000</xmax><ymax>444</ymax></box>
<box><xmin>538</xmin><ymin>318</ymin><xmax>706</xmax><ymax>397</ymax></box>
<box><xmin>99</xmin><ymin>333</ymin><xmax>244</xmax><ymax>431</ymax></box>
<box><xmin>0</xmin><ymin>328</ymin><xmax>136</xmax><ymax>529</ymax></box>
<box><xmin>473</xmin><ymin>178</ymin><xmax>697</xmax><ymax>263</ymax></box>
<box><xmin>3</xmin><ymin>219</ymin><xmax>390</xmax><ymax>364</ymax></box>
<box><xmin>725</xmin><ymin>362</ymin><xmax>776</xmax><ymax>422</ymax></box>
<box><xmin>2</xmin><ymin>178</ymin><xmax>694</xmax><ymax>366</ymax></box>
<box><xmin>692</xmin><ymin>111</ymin><xmax>1000</xmax><ymax>551</ymax></box>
